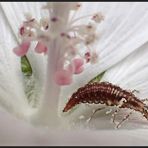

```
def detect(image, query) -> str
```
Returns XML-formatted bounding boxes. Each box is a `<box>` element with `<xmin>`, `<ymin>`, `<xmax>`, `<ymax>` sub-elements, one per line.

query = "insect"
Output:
<box><xmin>63</xmin><ymin>82</ymin><xmax>148</xmax><ymax>128</ymax></box>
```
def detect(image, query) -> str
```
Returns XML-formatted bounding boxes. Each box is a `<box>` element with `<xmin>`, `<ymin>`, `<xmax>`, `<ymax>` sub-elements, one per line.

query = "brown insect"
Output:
<box><xmin>63</xmin><ymin>82</ymin><xmax>148</xmax><ymax>128</ymax></box>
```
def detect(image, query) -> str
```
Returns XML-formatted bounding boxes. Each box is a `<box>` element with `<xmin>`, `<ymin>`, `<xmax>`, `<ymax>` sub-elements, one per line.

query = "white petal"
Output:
<box><xmin>0</xmin><ymin>108</ymin><xmax>148</xmax><ymax>145</ymax></box>
<box><xmin>27</xmin><ymin>43</ymin><xmax>47</xmax><ymax>92</ymax></box>
<box><xmin>0</xmin><ymin>2</ymin><xmax>47</xmax><ymax>38</ymax></box>
<box><xmin>76</xmin><ymin>2</ymin><xmax>148</xmax><ymax>86</ymax></box>
<box><xmin>102</xmin><ymin>41</ymin><xmax>148</xmax><ymax>99</ymax></box>
<box><xmin>0</xmin><ymin>2</ymin><xmax>47</xmax><ymax>88</ymax></box>
<box><xmin>0</xmin><ymin>7</ymin><xmax>30</xmax><ymax>118</ymax></box>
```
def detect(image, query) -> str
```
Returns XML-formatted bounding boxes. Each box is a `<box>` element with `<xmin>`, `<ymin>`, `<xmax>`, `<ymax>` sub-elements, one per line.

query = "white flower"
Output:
<box><xmin>0</xmin><ymin>2</ymin><xmax>148</xmax><ymax>145</ymax></box>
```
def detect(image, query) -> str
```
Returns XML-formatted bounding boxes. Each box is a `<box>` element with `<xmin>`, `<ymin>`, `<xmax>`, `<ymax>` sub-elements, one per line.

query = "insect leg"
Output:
<box><xmin>111</xmin><ymin>98</ymin><xmax>127</xmax><ymax>124</ymax></box>
<box><xmin>141</xmin><ymin>98</ymin><xmax>148</xmax><ymax>103</ymax></box>
<box><xmin>116</xmin><ymin>111</ymin><xmax>133</xmax><ymax>129</ymax></box>
<box><xmin>111</xmin><ymin>108</ymin><xmax>120</xmax><ymax>124</ymax></box>
<box><xmin>86</xmin><ymin>107</ymin><xmax>105</xmax><ymax>123</ymax></box>
<box><xmin>142</xmin><ymin>98</ymin><xmax>148</xmax><ymax>110</ymax></box>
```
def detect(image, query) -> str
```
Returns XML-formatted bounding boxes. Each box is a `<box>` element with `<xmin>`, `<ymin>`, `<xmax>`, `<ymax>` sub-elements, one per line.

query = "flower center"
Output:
<box><xmin>13</xmin><ymin>2</ymin><xmax>105</xmax><ymax>86</ymax></box>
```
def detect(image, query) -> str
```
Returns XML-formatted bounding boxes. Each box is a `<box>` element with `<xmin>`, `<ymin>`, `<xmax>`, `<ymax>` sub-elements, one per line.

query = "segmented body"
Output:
<box><xmin>63</xmin><ymin>82</ymin><xmax>148</xmax><ymax>120</ymax></box>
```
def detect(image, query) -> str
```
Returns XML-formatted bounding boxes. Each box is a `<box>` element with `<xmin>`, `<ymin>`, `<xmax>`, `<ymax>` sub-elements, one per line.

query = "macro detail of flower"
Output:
<box><xmin>13</xmin><ymin>2</ymin><xmax>104</xmax><ymax>86</ymax></box>
<box><xmin>0</xmin><ymin>2</ymin><xmax>148</xmax><ymax>146</ymax></box>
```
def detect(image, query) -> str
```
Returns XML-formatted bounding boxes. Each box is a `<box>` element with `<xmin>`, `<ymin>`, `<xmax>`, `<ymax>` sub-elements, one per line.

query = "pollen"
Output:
<box><xmin>13</xmin><ymin>2</ymin><xmax>105</xmax><ymax>86</ymax></box>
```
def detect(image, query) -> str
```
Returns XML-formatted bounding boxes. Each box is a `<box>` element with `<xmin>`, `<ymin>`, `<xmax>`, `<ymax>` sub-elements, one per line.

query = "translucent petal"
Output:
<box><xmin>75</xmin><ymin>2</ymin><xmax>148</xmax><ymax>86</ymax></box>
<box><xmin>0</xmin><ymin>2</ymin><xmax>47</xmax><ymax>89</ymax></box>
<box><xmin>0</xmin><ymin>108</ymin><xmax>148</xmax><ymax>145</ymax></box>
<box><xmin>0</xmin><ymin>2</ymin><xmax>47</xmax><ymax>38</ymax></box>
<box><xmin>0</xmin><ymin>7</ymin><xmax>30</xmax><ymax>118</ymax></box>
<box><xmin>102</xmin><ymin>41</ymin><xmax>148</xmax><ymax>100</ymax></box>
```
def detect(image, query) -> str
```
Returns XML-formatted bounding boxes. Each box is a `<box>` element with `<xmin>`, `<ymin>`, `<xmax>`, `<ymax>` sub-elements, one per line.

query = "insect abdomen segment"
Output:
<box><xmin>63</xmin><ymin>82</ymin><xmax>148</xmax><ymax>121</ymax></box>
<box><xmin>78</xmin><ymin>82</ymin><xmax>128</xmax><ymax>106</ymax></box>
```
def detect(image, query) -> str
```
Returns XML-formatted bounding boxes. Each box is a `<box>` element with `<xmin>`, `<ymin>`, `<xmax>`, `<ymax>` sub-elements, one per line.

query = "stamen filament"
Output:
<box><xmin>69</xmin><ymin>14</ymin><xmax>94</xmax><ymax>26</ymax></box>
